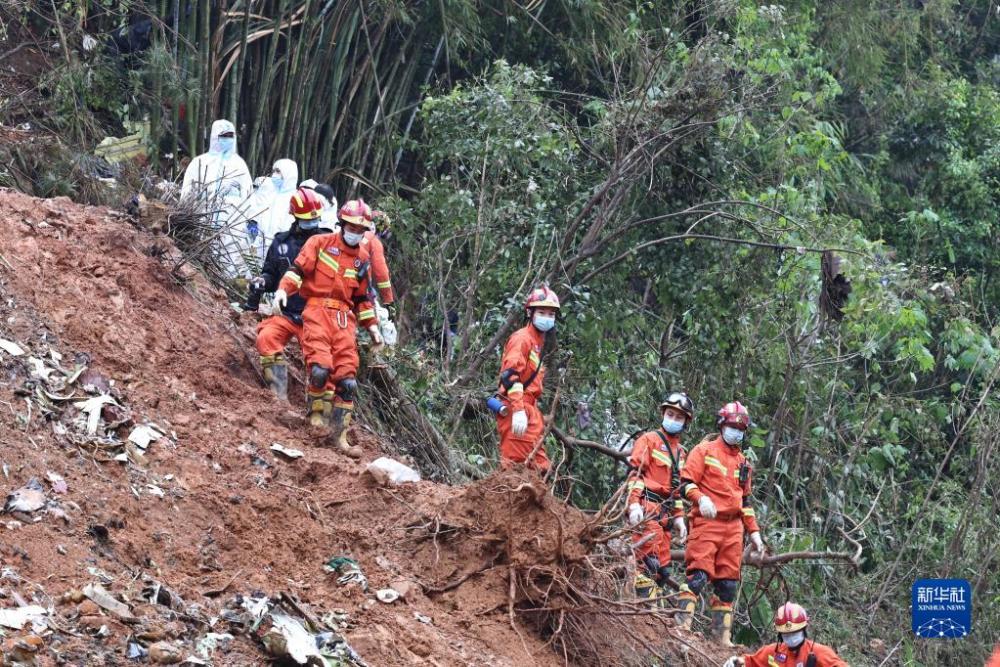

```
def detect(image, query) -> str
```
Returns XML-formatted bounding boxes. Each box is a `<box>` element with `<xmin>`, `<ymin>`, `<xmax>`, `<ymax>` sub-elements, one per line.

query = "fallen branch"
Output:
<box><xmin>668</xmin><ymin>548</ymin><xmax>861</xmax><ymax>567</ymax></box>
<box><xmin>551</xmin><ymin>427</ymin><xmax>628</xmax><ymax>463</ymax></box>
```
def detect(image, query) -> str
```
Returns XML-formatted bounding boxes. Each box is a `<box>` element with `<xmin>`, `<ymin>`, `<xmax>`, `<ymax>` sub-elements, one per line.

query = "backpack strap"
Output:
<box><xmin>652</xmin><ymin>430</ymin><xmax>682</xmax><ymax>492</ymax></box>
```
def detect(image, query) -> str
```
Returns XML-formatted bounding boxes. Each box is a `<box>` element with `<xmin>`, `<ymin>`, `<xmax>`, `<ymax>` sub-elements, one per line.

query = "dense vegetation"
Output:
<box><xmin>1</xmin><ymin>1</ymin><xmax>998</xmax><ymax>664</ymax></box>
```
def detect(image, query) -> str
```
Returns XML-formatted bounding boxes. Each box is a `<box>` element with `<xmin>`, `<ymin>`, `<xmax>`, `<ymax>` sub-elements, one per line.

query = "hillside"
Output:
<box><xmin>0</xmin><ymin>187</ymin><xmax>733</xmax><ymax>665</ymax></box>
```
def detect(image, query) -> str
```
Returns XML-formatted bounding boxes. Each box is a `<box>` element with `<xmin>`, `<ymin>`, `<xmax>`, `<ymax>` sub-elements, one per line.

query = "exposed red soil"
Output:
<box><xmin>0</xmin><ymin>188</ymin><xmax>729</xmax><ymax>666</ymax></box>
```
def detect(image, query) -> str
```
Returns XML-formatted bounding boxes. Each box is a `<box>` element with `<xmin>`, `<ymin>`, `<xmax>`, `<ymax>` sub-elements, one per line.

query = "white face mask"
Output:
<box><xmin>342</xmin><ymin>230</ymin><xmax>364</xmax><ymax>246</ymax></box>
<box><xmin>662</xmin><ymin>416</ymin><xmax>684</xmax><ymax>434</ymax></box>
<box><xmin>722</xmin><ymin>426</ymin><xmax>744</xmax><ymax>446</ymax></box>
<box><xmin>532</xmin><ymin>313</ymin><xmax>555</xmax><ymax>332</ymax></box>
<box><xmin>782</xmin><ymin>630</ymin><xmax>805</xmax><ymax>649</ymax></box>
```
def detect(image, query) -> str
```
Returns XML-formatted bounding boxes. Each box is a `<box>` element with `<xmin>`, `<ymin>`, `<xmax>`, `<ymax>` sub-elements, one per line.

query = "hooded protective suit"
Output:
<box><xmin>248</xmin><ymin>158</ymin><xmax>299</xmax><ymax>263</ymax></box>
<box><xmin>180</xmin><ymin>120</ymin><xmax>255</xmax><ymax>278</ymax></box>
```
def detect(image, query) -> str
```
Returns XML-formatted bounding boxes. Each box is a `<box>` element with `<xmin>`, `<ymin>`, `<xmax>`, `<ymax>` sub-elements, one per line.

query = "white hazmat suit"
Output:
<box><xmin>180</xmin><ymin>120</ymin><xmax>255</xmax><ymax>278</ymax></box>
<box><xmin>247</xmin><ymin>158</ymin><xmax>298</xmax><ymax>263</ymax></box>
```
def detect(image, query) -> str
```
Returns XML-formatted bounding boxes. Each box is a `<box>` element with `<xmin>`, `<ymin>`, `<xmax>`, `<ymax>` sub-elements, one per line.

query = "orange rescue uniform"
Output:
<box><xmin>627</xmin><ymin>429</ymin><xmax>685</xmax><ymax>567</ymax></box>
<box><xmin>278</xmin><ymin>233</ymin><xmax>376</xmax><ymax>410</ymax></box>
<box><xmin>495</xmin><ymin>324</ymin><xmax>549</xmax><ymax>471</ymax></box>
<box><xmin>679</xmin><ymin>435</ymin><xmax>758</xmax><ymax>613</ymax></box>
<box><xmin>360</xmin><ymin>232</ymin><xmax>394</xmax><ymax>305</ymax></box>
<box><xmin>256</xmin><ymin>316</ymin><xmax>302</xmax><ymax>357</ymax></box>
<box><xmin>987</xmin><ymin>645</ymin><xmax>1000</xmax><ymax>667</ymax></box>
<box><xmin>743</xmin><ymin>640</ymin><xmax>847</xmax><ymax>667</ymax></box>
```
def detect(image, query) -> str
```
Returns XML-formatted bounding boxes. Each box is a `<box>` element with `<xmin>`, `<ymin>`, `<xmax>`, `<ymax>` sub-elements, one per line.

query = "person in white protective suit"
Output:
<box><xmin>247</xmin><ymin>159</ymin><xmax>299</xmax><ymax>264</ymax></box>
<box><xmin>299</xmin><ymin>179</ymin><xmax>339</xmax><ymax>229</ymax></box>
<box><xmin>180</xmin><ymin>119</ymin><xmax>255</xmax><ymax>279</ymax></box>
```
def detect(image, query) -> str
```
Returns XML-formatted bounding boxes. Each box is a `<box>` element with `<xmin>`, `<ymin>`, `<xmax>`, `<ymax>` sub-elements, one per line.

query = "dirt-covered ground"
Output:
<box><xmin>0</xmin><ymin>188</ymin><xmax>731</xmax><ymax>665</ymax></box>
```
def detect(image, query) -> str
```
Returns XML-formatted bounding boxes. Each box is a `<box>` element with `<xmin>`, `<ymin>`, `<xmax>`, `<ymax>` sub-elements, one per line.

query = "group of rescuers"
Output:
<box><xmin>182</xmin><ymin>119</ymin><xmax>846</xmax><ymax>665</ymax></box>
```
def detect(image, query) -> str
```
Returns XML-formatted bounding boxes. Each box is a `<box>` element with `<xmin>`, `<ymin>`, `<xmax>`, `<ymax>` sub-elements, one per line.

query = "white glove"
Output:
<box><xmin>673</xmin><ymin>517</ymin><xmax>688</xmax><ymax>543</ymax></box>
<box><xmin>272</xmin><ymin>289</ymin><xmax>288</xmax><ymax>314</ymax></box>
<box><xmin>722</xmin><ymin>657</ymin><xmax>745</xmax><ymax>667</ymax></box>
<box><xmin>380</xmin><ymin>319</ymin><xmax>398</xmax><ymax>347</ymax></box>
<box><xmin>698</xmin><ymin>495</ymin><xmax>717</xmax><ymax>519</ymax></box>
<box><xmin>511</xmin><ymin>410</ymin><xmax>528</xmax><ymax>436</ymax></box>
<box><xmin>750</xmin><ymin>531</ymin><xmax>764</xmax><ymax>554</ymax></box>
<box><xmin>368</xmin><ymin>324</ymin><xmax>385</xmax><ymax>353</ymax></box>
<box><xmin>627</xmin><ymin>503</ymin><xmax>644</xmax><ymax>526</ymax></box>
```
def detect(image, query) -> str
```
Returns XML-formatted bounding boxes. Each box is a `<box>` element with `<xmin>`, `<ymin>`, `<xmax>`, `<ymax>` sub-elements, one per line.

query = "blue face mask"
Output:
<box><xmin>343</xmin><ymin>230</ymin><xmax>364</xmax><ymax>246</ymax></box>
<box><xmin>271</xmin><ymin>175</ymin><xmax>284</xmax><ymax>191</ymax></box>
<box><xmin>298</xmin><ymin>218</ymin><xmax>318</xmax><ymax>230</ymax></box>
<box><xmin>662</xmin><ymin>416</ymin><xmax>685</xmax><ymax>434</ymax></box>
<box><xmin>722</xmin><ymin>426</ymin><xmax>745</xmax><ymax>446</ymax></box>
<box><xmin>217</xmin><ymin>136</ymin><xmax>235</xmax><ymax>156</ymax></box>
<box><xmin>533</xmin><ymin>313</ymin><xmax>555</xmax><ymax>332</ymax></box>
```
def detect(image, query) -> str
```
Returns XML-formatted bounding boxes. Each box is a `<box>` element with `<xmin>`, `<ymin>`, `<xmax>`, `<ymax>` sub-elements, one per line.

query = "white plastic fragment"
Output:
<box><xmin>0</xmin><ymin>605</ymin><xmax>48</xmax><ymax>629</ymax></box>
<box><xmin>73</xmin><ymin>394</ymin><xmax>117</xmax><ymax>435</ymax></box>
<box><xmin>270</xmin><ymin>443</ymin><xmax>304</xmax><ymax>459</ymax></box>
<box><xmin>129</xmin><ymin>423</ymin><xmax>164</xmax><ymax>450</ymax></box>
<box><xmin>0</xmin><ymin>339</ymin><xmax>25</xmax><ymax>356</ymax></box>
<box><xmin>83</xmin><ymin>583</ymin><xmax>136</xmax><ymax>621</ymax></box>
<box><xmin>365</xmin><ymin>457</ymin><xmax>421</xmax><ymax>486</ymax></box>
<box><xmin>375</xmin><ymin>588</ymin><xmax>400</xmax><ymax>604</ymax></box>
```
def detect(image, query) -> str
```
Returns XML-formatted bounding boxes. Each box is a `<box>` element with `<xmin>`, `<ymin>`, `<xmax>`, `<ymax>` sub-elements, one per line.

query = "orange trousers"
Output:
<box><xmin>496</xmin><ymin>401</ymin><xmax>550</xmax><ymax>471</ymax></box>
<box><xmin>300</xmin><ymin>305</ymin><xmax>359</xmax><ymax>390</ymax></box>
<box><xmin>256</xmin><ymin>316</ymin><xmax>302</xmax><ymax>356</ymax></box>
<box><xmin>685</xmin><ymin>516</ymin><xmax>743</xmax><ymax>580</ymax></box>
<box><xmin>632</xmin><ymin>500</ymin><xmax>672</xmax><ymax>568</ymax></box>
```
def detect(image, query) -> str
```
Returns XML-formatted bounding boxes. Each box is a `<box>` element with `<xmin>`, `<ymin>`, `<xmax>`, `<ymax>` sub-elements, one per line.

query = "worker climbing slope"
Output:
<box><xmin>493</xmin><ymin>286</ymin><xmax>560</xmax><ymax>472</ymax></box>
<box><xmin>245</xmin><ymin>187</ymin><xmax>331</xmax><ymax>401</ymax></box>
<box><xmin>274</xmin><ymin>199</ymin><xmax>384</xmax><ymax>458</ymax></box>
<box><xmin>626</xmin><ymin>392</ymin><xmax>693</xmax><ymax>603</ymax></box>
<box><xmin>723</xmin><ymin>602</ymin><xmax>847</xmax><ymax>667</ymax></box>
<box><xmin>677</xmin><ymin>401</ymin><xmax>765</xmax><ymax>646</ymax></box>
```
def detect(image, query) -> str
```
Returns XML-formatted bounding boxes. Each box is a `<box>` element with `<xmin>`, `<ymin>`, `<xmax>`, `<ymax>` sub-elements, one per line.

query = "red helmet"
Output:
<box><xmin>774</xmin><ymin>602</ymin><xmax>809</xmax><ymax>633</ymax></box>
<box><xmin>525</xmin><ymin>286</ymin><xmax>560</xmax><ymax>312</ymax></box>
<box><xmin>289</xmin><ymin>188</ymin><xmax>323</xmax><ymax>220</ymax></box>
<box><xmin>339</xmin><ymin>199</ymin><xmax>374</xmax><ymax>230</ymax></box>
<box><xmin>660</xmin><ymin>392</ymin><xmax>694</xmax><ymax>421</ymax></box>
<box><xmin>716</xmin><ymin>401</ymin><xmax>750</xmax><ymax>430</ymax></box>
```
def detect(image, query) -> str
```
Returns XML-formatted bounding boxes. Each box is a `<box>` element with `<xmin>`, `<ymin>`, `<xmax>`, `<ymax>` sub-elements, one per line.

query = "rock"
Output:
<box><xmin>149</xmin><ymin>641</ymin><xmax>183</xmax><ymax>664</ymax></box>
<box><xmin>78</xmin><ymin>614</ymin><xmax>107</xmax><ymax>631</ymax></box>
<box><xmin>62</xmin><ymin>589</ymin><xmax>85</xmax><ymax>604</ymax></box>
<box><xmin>390</xmin><ymin>578</ymin><xmax>419</xmax><ymax>600</ymax></box>
<box><xmin>78</xmin><ymin>600</ymin><xmax>100</xmax><ymax>616</ymax></box>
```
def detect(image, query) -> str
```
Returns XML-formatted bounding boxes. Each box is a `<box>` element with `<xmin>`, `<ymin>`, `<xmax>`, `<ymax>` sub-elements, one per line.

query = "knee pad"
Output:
<box><xmin>714</xmin><ymin>578</ymin><xmax>739</xmax><ymax>603</ymax></box>
<box><xmin>336</xmin><ymin>377</ymin><xmax>358</xmax><ymax>401</ymax></box>
<box><xmin>309</xmin><ymin>364</ymin><xmax>331</xmax><ymax>390</ymax></box>
<box><xmin>686</xmin><ymin>569</ymin><xmax>709</xmax><ymax>595</ymax></box>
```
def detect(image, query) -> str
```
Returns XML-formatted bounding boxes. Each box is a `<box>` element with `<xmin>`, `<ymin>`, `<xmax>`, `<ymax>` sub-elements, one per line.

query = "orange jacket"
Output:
<box><xmin>627</xmin><ymin>429</ymin><xmax>685</xmax><ymax>519</ymax></box>
<box><xmin>497</xmin><ymin>324</ymin><xmax>545</xmax><ymax>413</ymax></box>
<box><xmin>680</xmin><ymin>435</ymin><xmax>759</xmax><ymax>533</ymax></box>
<box><xmin>987</xmin><ymin>645</ymin><xmax>1000</xmax><ymax>667</ymax></box>
<box><xmin>278</xmin><ymin>233</ymin><xmax>377</xmax><ymax>328</ymax></box>
<box><xmin>744</xmin><ymin>640</ymin><xmax>847</xmax><ymax>667</ymax></box>
<box><xmin>360</xmin><ymin>232</ymin><xmax>394</xmax><ymax>305</ymax></box>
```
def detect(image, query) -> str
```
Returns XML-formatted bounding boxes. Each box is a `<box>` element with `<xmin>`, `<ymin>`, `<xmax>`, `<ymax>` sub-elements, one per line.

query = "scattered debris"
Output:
<box><xmin>4</xmin><ymin>479</ymin><xmax>46</xmax><ymax>513</ymax></box>
<box><xmin>325</xmin><ymin>557</ymin><xmax>368</xmax><ymax>592</ymax></box>
<box><xmin>195</xmin><ymin>632</ymin><xmax>233</xmax><ymax>659</ymax></box>
<box><xmin>148</xmin><ymin>640</ymin><xmax>184</xmax><ymax>664</ymax></box>
<box><xmin>365</xmin><ymin>457</ymin><xmax>421</xmax><ymax>486</ymax></box>
<box><xmin>74</xmin><ymin>394</ymin><xmax>119</xmax><ymax>435</ymax></box>
<box><xmin>270</xmin><ymin>443</ymin><xmax>304</xmax><ymax>460</ymax></box>
<box><xmin>0</xmin><ymin>339</ymin><xmax>24</xmax><ymax>356</ymax></box>
<box><xmin>414</xmin><ymin>612</ymin><xmax>432</xmax><ymax>624</ymax></box>
<box><xmin>0</xmin><ymin>605</ymin><xmax>48</xmax><ymax>630</ymax></box>
<box><xmin>129</xmin><ymin>423</ymin><xmax>165</xmax><ymax>450</ymax></box>
<box><xmin>375</xmin><ymin>588</ymin><xmax>399</xmax><ymax>604</ymax></box>
<box><xmin>83</xmin><ymin>583</ymin><xmax>136</xmax><ymax>622</ymax></box>
<box><xmin>46</xmin><ymin>471</ymin><xmax>68</xmax><ymax>494</ymax></box>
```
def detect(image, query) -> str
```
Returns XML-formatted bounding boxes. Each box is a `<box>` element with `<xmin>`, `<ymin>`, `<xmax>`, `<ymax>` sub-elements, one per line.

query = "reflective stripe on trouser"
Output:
<box><xmin>685</xmin><ymin>516</ymin><xmax>745</xmax><ymax>580</ymax></box>
<box><xmin>301</xmin><ymin>304</ymin><xmax>359</xmax><ymax>389</ymax></box>
<box><xmin>496</xmin><ymin>401</ymin><xmax>550</xmax><ymax>471</ymax></box>
<box><xmin>256</xmin><ymin>315</ymin><xmax>302</xmax><ymax>356</ymax></box>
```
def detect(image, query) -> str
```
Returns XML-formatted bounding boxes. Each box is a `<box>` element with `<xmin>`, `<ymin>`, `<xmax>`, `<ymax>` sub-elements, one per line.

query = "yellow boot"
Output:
<box><xmin>308</xmin><ymin>391</ymin><xmax>333</xmax><ymax>429</ymax></box>
<box><xmin>676</xmin><ymin>588</ymin><xmax>697</xmax><ymax>631</ymax></box>
<box><xmin>708</xmin><ymin>598</ymin><xmax>735</xmax><ymax>647</ymax></box>
<box><xmin>330</xmin><ymin>404</ymin><xmax>362</xmax><ymax>458</ymax></box>
<box><xmin>634</xmin><ymin>572</ymin><xmax>658</xmax><ymax>606</ymax></box>
<box><xmin>260</xmin><ymin>354</ymin><xmax>289</xmax><ymax>401</ymax></box>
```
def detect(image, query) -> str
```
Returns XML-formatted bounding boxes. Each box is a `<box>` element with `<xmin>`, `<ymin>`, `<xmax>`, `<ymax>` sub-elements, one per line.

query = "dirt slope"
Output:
<box><xmin>0</xmin><ymin>188</ymin><xmax>728</xmax><ymax>666</ymax></box>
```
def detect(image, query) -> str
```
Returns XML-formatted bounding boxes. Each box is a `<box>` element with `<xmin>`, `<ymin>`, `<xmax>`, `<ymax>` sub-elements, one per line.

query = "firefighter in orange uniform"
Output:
<box><xmin>493</xmin><ymin>286</ymin><xmax>559</xmax><ymax>471</ymax></box>
<box><xmin>626</xmin><ymin>393</ymin><xmax>694</xmax><ymax>601</ymax></box>
<box><xmin>274</xmin><ymin>199</ymin><xmax>383</xmax><ymax>458</ymax></box>
<box><xmin>248</xmin><ymin>188</ymin><xmax>330</xmax><ymax>400</ymax></box>
<box><xmin>987</xmin><ymin>645</ymin><xmax>1000</xmax><ymax>667</ymax></box>
<box><xmin>723</xmin><ymin>602</ymin><xmax>848</xmax><ymax>667</ymax></box>
<box><xmin>676</xmin><ymin>401</ymin><xmax>764</xmax><ymax>645</ymax></box>
<box><xmin>361</xmin><ymin>205</ymin><xmax>395</xmax><ymax>311</ymax></box>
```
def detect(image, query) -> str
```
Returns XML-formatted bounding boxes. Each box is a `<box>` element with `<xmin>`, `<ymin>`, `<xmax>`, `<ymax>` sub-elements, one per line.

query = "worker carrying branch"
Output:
<box><xmin>626</xmin><ymin>392</ymin><xmax>693</xmax><ymax>603</ymax></box>
<box><xmin>677</xmin><ymin>400</ymin><xmax>765</xmax><ymax>646</ymax></box>
<box><xmin>723</xmin><ymin>602</ymin><xmax>847</xmax><ymax>666</ymax></box>
<box><xmin>274</xmin><ymin>199</ymin><xmax>384</xmax><ymax>458</ymax></box>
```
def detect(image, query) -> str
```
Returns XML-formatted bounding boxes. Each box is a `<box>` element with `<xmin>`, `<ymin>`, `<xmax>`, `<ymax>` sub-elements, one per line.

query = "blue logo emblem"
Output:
<box><xmin>912</xmin><ymin>579</ymin><xmax>971</xmax><ymax>638</ymax></box>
